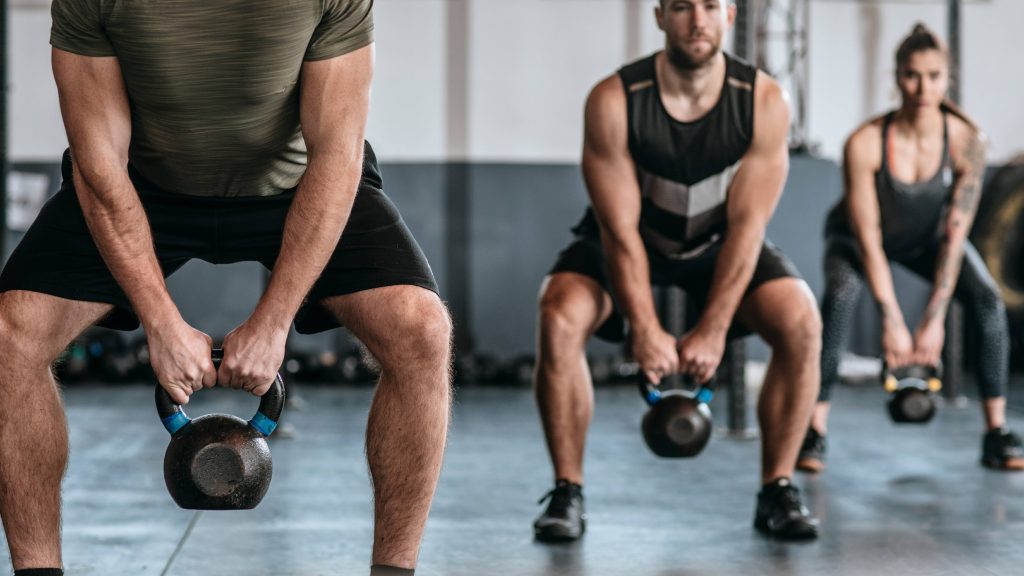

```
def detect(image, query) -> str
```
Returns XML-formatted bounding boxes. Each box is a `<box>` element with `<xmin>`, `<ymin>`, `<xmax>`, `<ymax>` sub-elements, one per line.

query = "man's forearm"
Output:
<box><xmin>254</xmin><ymin>153</ymin><xmax>362</xmax><ymax>328</ymax></box>
<box><xmin>74</xmin><ymin>170</ymin><xmax>179</xmax><ymax>330</ymax></box>
<box><xmin>698</xmin><ymin>224</ymin><xmax>764</xmax><ymax>333</ymax></box>
<box><xmin>602</xmin><ymin>233</ymin><xmax>661</xmax><ymax>335</ymax></box>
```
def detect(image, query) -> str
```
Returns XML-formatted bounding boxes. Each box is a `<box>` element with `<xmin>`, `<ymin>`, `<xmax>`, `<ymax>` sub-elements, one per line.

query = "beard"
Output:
<box><xmin>665</xmin><ymin>39</ymin><xmax>721</xmax><ymax>71</ymax></box>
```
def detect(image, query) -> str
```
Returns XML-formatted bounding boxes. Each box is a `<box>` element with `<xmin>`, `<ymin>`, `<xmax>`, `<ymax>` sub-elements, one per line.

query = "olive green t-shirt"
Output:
<box><xmin>50</xmin><ymin>0</ymin><xmax>374</xmax><ymax>197</ymax></box>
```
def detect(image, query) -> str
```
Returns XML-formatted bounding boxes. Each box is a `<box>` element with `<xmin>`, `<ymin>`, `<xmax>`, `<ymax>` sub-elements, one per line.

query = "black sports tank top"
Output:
<box><xmin>826</xmin><ymin>112</ymin><xmax>953</xmax><ymax>257</ymax></box>
<box><xmin>574</xmin><ymin>51</ymin><xmax>757</xmax><ymax>259</ymax></box>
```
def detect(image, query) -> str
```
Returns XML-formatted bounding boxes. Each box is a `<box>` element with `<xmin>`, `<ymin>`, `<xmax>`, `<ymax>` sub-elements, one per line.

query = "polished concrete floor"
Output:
<box><xmin>3</xmin><ymin>377</ymin><xmax>1024</xmax><ymax>575</ymax></box>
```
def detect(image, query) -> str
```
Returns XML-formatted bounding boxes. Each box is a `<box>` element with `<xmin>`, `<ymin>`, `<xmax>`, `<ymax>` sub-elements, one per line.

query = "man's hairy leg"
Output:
<box><xmin>322</xmin><ymin>286</ymin><xmax>452</xmax><ymax>569</ymax></box>
<box><xmin>0</xmin><ymin>291</ymin><xmax>111</xmax><ymax>569</ymax></box>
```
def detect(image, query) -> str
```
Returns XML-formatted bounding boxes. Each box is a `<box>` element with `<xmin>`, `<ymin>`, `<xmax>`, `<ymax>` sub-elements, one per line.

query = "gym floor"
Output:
<box><xmin>4</xmin><ymin>377</ymin><xmax>1024</xmax><ymax>576</ymax></box>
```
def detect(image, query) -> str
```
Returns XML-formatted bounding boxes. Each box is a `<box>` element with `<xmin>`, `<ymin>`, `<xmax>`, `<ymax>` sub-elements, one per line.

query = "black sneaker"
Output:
<box><xmin>796</xmin><ymin>427</ymin><xmax>827</xmax><ymax>473</ymax></box>
<box><xmin>981</xmin><ymin>428</ymin><xmax>1024</xmax><ymax>471</ymax></box>
<box><xmin>754</xmin><ymin>478</ymin><xmax>819</xmax><ymax>540</ymax></box>
<box><xmin>533</xmin><ymin>479</ymin><xmax>585</xmax><ymax>542</ymax></box>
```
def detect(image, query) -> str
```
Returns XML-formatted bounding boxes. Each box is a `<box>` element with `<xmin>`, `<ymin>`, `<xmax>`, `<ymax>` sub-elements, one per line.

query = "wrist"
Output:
<box><xmin>138</xmin><ymin>302</ymin><xmax>184</xmax><ymax>335</ymax></box>
<box><xmin>628</xmin><ymin>316</ymin><xmax>664</xmax><ymax>339</ymax></box>
<box><xmin>249</xmin><ymin>304</ymin><xmax>294</xmax><ymax>334</ymax></box>
<box><xmin>696</xmin><ymin>316</ymin><xmax>729</xmax><ymax>337</ymax></box>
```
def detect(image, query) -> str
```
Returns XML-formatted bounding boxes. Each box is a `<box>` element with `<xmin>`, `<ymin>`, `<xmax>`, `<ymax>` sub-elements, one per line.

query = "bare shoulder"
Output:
<box><xmin>585</xmin><ymin>73</ymin><xmax>626</xmax><ymax>118</ymax></box>
<box><xmin>583</xmin><ymin>73</ymin><xmax>629</xmax><ymax>149</ymax></box>
<box><xmin>844</xmin><ymin>116</ymin><xmax>886</xmax><ymax>170</ymax></box>
<box><xmin>752</xmin><ymin>71</ymin><xmax>789</xmax><ymax>121</ymax></box>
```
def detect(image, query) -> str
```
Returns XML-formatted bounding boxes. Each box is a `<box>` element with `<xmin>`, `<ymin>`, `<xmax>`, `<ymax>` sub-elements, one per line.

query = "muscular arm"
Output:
<box><xmin>583</xmin><ymin>76</ymin><xmax>677</xmax><ymax>381</ymax></box>
<box><xmin>218</xmin><ymin>44</ymin><xmax>374</xmax><ymax>391</ymax></box>
<box><xmin>583</xmin><ymin>77</ymin><xmax>659</xmax><ymax>334</ymax></box>
<box><xmin>921</xmin><ymin>127</ymin><xmax>987</xmax><ymax>326</ymax></box>
<box><xmin>53</xmin><ymin>48</ymin><xmax>214</xmax><ymax>403</ymax></box>
<box><xmin>52</xmin><ymin>49</ymin><xmax>179</xmax><ymax>331</ymax></box>
<box><xmin>697</xmin><ymin>76</ymin><xmax>790</xmax><ymax>335</ymax></box>
<box><xmin>250</xmin><ymin>45</ymin><xmax>373</xmax><ymax>329</ymax></box>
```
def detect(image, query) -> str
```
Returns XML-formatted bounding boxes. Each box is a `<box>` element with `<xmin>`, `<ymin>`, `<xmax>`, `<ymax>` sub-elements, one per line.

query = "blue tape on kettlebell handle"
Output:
<box><xmin>161</xmin><ymin>412</ymin><xmax>190</xmax><ymax>435</ymax></box>
<box><xmin>696</xmin><ymin>388</ymin><xmax>714</xmax><ymax>404</ymax></box>
<box><xmin>645</xmin><ymin>389</ymin><xmax>662</xmax><ymax>405</ymax></box>
<box><xmin>249</xmin><ymin>411</ymin><xmax>278</xmax><ymax>437</ymax></box>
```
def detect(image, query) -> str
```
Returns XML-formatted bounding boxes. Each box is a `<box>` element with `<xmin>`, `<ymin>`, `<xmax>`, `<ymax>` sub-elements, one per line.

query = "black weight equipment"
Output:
<box><xmin>882</xmin><ymin>363</ymin><xmax>943</xmax><ymax>424</ymax></box>
<box><xmin>638</xmin><ymin>374</ymin><xmax>714</xmax><ymax>458</ymax></box>
<box><xmin>155</xmin><ymin>349</ymin><xmax>286</xmax><ymax>510</ymax></box>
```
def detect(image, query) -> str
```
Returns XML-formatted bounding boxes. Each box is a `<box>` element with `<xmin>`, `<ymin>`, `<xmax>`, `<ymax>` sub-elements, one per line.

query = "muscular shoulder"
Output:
<box><xmin>586</xmin><ymin>74</ymin><xmax>627</xmax><ymax>121</ymax></box>
<box><xmin>844</xmin><ymin>116</ymin><xmax>886</xmax><ymax>172</ymax></box>
<box><xmin>752</xmin><ymin>71</ymin><xmax>787</xmax><ymax>116</ymax></box>
<box><xmin>583</xmin><ymin>74</ymin><xmax>628</xmax><ymax>146</ymax></box>
<box><xmin>750</xmin><ymin>72</ymin><xmax>790</xmax><ymax>148</ymax></box>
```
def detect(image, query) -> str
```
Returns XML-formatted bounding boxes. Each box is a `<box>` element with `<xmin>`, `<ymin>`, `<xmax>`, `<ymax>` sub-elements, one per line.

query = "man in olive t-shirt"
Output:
<box><xmin>0</xmin><ymin>1</ymin><xmax>449</xmax><ymax>574</ymax></box>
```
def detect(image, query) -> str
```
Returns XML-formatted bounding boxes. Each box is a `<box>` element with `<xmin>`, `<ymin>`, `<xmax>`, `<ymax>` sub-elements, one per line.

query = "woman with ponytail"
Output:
<box><xmin>798</xmin><ymin>24</ymin><xmax>1022</xmax><ymax>472</ymax></box>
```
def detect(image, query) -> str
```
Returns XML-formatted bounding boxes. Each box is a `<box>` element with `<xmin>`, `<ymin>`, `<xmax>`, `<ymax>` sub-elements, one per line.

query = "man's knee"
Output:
<box><xmin>765</xmin><ymin>297</ymin><xmax>822</xmax><ymax>356</ymax></box>
<box><xmin>385</xmin><ymin>292</ymin><xmax>453</xmax><ymax>368</ymax></box>
<box><xmin>537</xmin><ymin>281</ymin><xmax>599</xmax><ymax>350</ymax></box>
<box><xmin>0</xmin><ymin>295</ymin><xmax>57</xmax><ymax>368</ymax></box>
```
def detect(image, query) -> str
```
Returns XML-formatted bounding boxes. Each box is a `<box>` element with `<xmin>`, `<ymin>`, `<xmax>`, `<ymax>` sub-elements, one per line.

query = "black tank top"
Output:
<box><xmin>826</xmin><ymin>112</ymin><xmax>953</xmax><ymax>257</ymax></box>
<box><xmin>573</xmin><ymin>52</ymin><xmax>757</xmax><ymax>259</ymax></box>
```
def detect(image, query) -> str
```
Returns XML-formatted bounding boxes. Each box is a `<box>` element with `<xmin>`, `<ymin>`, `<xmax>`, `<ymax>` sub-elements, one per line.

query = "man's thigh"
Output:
<box><xmin>734</xmin><ymin>277</ymin><xmax>819</xmax><ymax>345</ymax></box>
<box><xmin>317</xmin><ymin>285</ymin><xmax>450</xmax><ymax>365</ymax></box>
<box><xmin>0</xmin><ymin>290</ymin><xmax>113</xmax><ymax>362</ymax></box>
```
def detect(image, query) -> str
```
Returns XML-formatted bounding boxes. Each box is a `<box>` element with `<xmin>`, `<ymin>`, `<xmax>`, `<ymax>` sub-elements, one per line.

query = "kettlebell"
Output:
<box><xmin>155</xmin><ymin>349</ymin><xmax>286</xmax><ymax>510</ymax></box>
<box><xmin>639</xmin><ymin>374</ymin><xmax>714</xmax><ymax>458</ymax></box>
<box><xmin>882</xmin><ymin>362</ymin><xmax>942</xmax><ymax>424</ymax></box>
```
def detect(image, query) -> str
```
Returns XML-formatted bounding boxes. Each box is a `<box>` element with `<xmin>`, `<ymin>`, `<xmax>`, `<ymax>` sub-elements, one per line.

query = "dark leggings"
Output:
<box><xmin>819</xmin><ymin>234</ymin><xmax>1008</xmax><ymax>401</ymax></box>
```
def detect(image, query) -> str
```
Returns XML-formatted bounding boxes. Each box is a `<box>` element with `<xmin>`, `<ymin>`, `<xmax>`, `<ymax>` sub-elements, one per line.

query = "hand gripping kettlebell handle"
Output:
<box><xmin>155</xmin><ymin>348</ymin><xmax>286</xmax><ymax>437</ymax></box>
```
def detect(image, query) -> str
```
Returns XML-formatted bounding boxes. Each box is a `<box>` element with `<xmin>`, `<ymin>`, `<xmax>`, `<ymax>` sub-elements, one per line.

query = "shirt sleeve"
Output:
<box><xmin>50</xmin><ymin>0</ymin><xmax>115</xmax><ymax>57</ymax></box>
<box><xmin>305</xmin><ymin>0</ymin><xmax>374</xmax><ymax>61</ymax></box>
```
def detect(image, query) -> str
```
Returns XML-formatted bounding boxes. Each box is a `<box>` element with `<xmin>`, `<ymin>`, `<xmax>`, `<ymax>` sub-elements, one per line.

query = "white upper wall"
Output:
<box><xmin>8</xmin><ymin>0</ymin><xmax>1023</xmax><ymax>164</ymax></box>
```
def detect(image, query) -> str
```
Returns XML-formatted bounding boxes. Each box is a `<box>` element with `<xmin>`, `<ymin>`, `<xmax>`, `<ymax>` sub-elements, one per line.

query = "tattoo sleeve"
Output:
<box><xmin>923</xmin><ymin>134</ymin><xmax>986</xmax><ymax>324</ymax></box>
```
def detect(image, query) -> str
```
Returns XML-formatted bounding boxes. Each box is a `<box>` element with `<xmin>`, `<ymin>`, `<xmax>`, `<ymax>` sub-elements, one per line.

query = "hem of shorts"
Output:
<box><xmin>297</xmin><ymin>275</ymin><xmax>439</xmax><ymax>335</ymax></box>
<box><xmin>0</xmin><ymin>280</ymin><xmax>138</xmax><ymax>330</ymax></box>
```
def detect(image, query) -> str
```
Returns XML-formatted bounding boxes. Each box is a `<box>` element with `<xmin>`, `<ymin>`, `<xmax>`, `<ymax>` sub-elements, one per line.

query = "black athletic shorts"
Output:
<box><xmin>548</xmin><ymin>234</ymin><xmax>801</xmax><ymax>342</ymax></box>
<box><xmin>0</xmin><ymin>142</ymin><xmax>438</xmax><ymax>334</ymax></box>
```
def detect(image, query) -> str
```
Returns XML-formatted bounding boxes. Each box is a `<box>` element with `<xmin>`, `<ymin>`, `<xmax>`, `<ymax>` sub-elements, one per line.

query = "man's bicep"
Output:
<box><xmin>583</xmin><ymin>144</ymin><xmax>641</xmax><ymax>237</ymax></box>
<box><xmin>727</xmin><ymin>92</ymin><xmax>789</xmax><ymax>224</ymax></box>
<box><xmin>581</xmin><ymin>81</ymin><xmax>641</xmax><ymax>233</ymax></box>
<box><xmin>299</xmin><ymin>44</ymin><xmax>373</xmax><ymax>154</ymax></box>
<box><xmin>52</xmin><ymin>49</ymin><xmax>131</xmax><ymax>169</ymax></box>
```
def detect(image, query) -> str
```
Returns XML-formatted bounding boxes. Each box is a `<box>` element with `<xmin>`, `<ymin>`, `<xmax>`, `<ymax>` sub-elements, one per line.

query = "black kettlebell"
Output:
<box><xmin>883</xmin><ymin>362</ymin><xmax>942</xmax><ymax>424</ymax></box>
<box><xmin>156</xmin><ymin>349</ymin><xmax>286</xmax><ymax>510</ymax></box>
<box><xmin>639</xmin><ymin>375</ymin><xmax>714</xmax><ymax>458</ymax></box>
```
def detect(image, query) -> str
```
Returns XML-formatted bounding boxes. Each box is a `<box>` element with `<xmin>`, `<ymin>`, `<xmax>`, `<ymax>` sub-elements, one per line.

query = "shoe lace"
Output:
<box><xmin>537</xmin><ymin>484</ymin><xmax>577</xmax><ymax>515</ymax></box>
<box><xmin>1002</xmin><ymin>431</ymin><xmax>1024</xmax><ymax>449</ymax></box>
<box><xmin>776</xmin><ymin>486</ymin><xmax>804</xmax><ymax>514</ymax></box>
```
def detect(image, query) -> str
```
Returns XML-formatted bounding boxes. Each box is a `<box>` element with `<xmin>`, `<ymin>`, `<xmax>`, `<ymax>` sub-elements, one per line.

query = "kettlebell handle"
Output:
<box><xmin>881</xmin><ymin>360</ymin><xmax>943</xmax><ymax>379</ymax></box>
<box><xmin>881</xmin><ymin>361</ymin><xmax>943</xmax><ymax>393</ymax></box>
<box><xmin>155</xmin><ymin>348</ymin><xmax>286</xmax><ymax>438</ymax></box>
<box><xmin>637</xmin><ymin>374</ymin><xmax>714</xmax><ymax>407</ymax></box>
